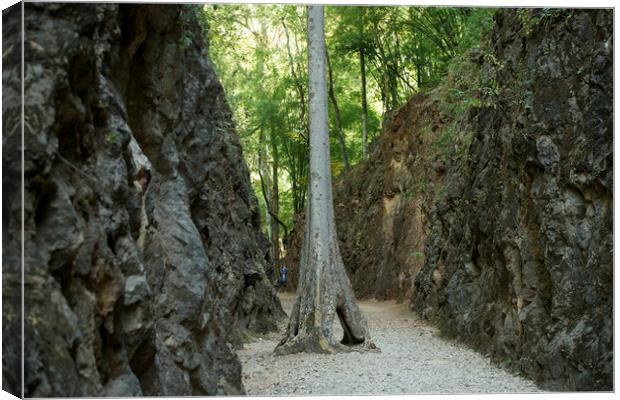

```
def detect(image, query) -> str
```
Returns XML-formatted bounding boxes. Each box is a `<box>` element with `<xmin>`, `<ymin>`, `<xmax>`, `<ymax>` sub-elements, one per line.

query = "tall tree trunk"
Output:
<box><xmin>389</xmin><ymin>63</ymin><xmax>398</xmax><ymax>109</ymax></box>
<box><xmin>298</xmin><ymin>144</ymin><xmax>307</xmax><ymax>212</ymax></box>
<box><xmin>269</xmin><ymin>127</ymin><xmax>280</xmax><ymax>271</ymax></box>
<box><xmin>282</xmin><ymin>17</ymin><xmax>310</xmax><ymax>213</ymax></box>
<box><xmin>275</xmin><ymin>5</ymin><xmax>377</xmax><ymax>355</ymax></box>
<box><xmin>388</xmin><ymin>30</ymin><xmax>401</xmax><ymax>108</ymax></box>
<box><xmin>255</xmin><ymin>24</ymin><xmax>274</xmax><ymax>259</ymax></box>
<box><xmin>258</xmin><ymin>127</ymin><xmax>272</xmax><ymax>241</ymax></box>
<box><xmin>280</xmin><ymin>113</ymin><xmax>307</xmax><ymax>216</ymax></box>
<box><xmin>282</xmin><ymin>18</ymin><xmax>309</xmax><ymax>143</ymax></box>
<box><xmin>326</xmin><ymin>49</ymin><xmax>349</xmax><ymax>171</ymax></box>
<box><xmin>360</xmin><ymin>48</ymin><xmax>369</xmax><ymax>160</ymax></box>
<box><xmin>258</xmin><ymin>127</ymin><xmax>289</xmax><ymax>275</ymax></box>
<box><xmin>416</xmin><ymin>62</ymin><xmax>422</xmax><ymax>88</ymax></box>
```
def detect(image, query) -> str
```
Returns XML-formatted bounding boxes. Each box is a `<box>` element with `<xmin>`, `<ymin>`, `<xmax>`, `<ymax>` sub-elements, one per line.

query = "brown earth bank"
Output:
<box><xmin>284</xmin><ymin>9</ymin><xmax>612</xmax><ymax>391</ymax></box>
<box><xmin>2</xmin><ymin>4</ymin><xmax>283</xmax><ymax>396</ymax></box>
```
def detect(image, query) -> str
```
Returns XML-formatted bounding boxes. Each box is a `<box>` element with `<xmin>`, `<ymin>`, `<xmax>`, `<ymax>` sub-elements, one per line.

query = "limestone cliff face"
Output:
<box><xmin>2</xmin><ymin>4</ymin><xmax>283</xmax><ymax>396</ymax></box>
<box><xmin>414</xmin><ymin>9</ymin><xmax>612</xmax><ymax>391</ymax></box>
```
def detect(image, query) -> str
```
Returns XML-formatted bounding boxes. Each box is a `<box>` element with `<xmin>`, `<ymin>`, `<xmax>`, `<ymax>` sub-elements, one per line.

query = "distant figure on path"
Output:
<box><xmin>279</xmin><ymin>265</ymin><xmax>289</xmax><ymax>288</ymax></box>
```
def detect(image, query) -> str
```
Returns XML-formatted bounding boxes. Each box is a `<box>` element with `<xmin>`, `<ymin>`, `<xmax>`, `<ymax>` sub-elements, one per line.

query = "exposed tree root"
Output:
<box><xmin>273</xmin><ymin>270</ymin><xmax>380</xmax><ymax>356</ymax></box>
<box><xmin>274</xmin><ymin>330</ymin><xmax>378</xmax><ymax>356</ymax></box>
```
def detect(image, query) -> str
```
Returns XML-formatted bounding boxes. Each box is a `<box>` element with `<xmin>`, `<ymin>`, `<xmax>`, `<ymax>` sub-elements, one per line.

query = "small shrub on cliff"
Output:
<box><xmin>517</xmin><ymin>8</ymin><xmax>573</xmax><ymax>36</ymax></box>
<box><xmin>105</xmin><ymin>131</ymin><xmax>119</xmax><ymax>145</ymax></box>
<box><xmin>179</xmin><ymin>32</ymin><xmax>193</xmax><ymax>49</ymax></box>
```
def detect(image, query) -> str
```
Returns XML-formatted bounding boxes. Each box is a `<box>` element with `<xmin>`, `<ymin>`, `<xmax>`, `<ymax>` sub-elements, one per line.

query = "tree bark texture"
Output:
<box><xmin>275</xmin><ymin>5</ymin><xmax>377</xmax><ymax>355</ymax></box>
<box><xmin>269</xmin><ymin>128</ymin><xmax>280</xmax><ymax>269</ymax></box>
<box><xmin>258</xmin><ymin>128</ymin><xmax>273</xmax><ymax>244</ymax></box>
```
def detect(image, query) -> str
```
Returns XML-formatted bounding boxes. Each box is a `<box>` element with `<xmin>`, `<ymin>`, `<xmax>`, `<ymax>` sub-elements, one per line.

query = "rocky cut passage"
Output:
<box><xmin>2</xmin><ymin>4</ymin><xmax>283</xmax><ymax>397</ymax></box>
<box><xmin>284</xmin><ymin>8</ymin><xmax>613</xmax><ymax>392</ymax></box>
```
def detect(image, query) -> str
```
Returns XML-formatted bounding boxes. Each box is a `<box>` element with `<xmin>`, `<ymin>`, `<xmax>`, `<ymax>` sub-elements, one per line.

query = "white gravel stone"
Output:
<box><xmin>238</xmin><ymin>293</ymin><xmax>544</xmax><ymax>395</ymax></box>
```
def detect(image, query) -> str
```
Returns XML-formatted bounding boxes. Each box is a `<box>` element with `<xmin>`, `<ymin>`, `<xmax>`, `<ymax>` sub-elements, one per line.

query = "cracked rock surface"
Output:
<box><xmin>2</xmin><ymin>4</ymin><xmax>283</xmax><ymax>396</ymax></box>
<box><xmin>413</xmin><ymin>9</ymin><xmax>612</xmax><ymax>391</ymax></box>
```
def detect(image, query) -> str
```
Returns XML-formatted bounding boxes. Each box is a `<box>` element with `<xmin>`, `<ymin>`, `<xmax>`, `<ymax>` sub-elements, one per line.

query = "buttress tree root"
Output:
<box><xmin>273</xmin><ymin>215</ymin><xmax>379</xmax><ymax>355</ymax></box>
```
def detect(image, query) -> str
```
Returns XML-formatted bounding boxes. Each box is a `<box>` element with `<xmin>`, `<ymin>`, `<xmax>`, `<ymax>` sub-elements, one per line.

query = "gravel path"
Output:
<box><xmin>238</xmin><ymin>293</ymin><xmax>544</xmax><ymax>395</ymax></box>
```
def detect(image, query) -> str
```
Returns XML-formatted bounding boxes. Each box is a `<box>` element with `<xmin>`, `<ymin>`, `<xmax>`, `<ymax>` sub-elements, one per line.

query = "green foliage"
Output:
<box><xmin>517</xmin><ymin>9</ymin><xmax>537</xmax><ymax>36</ymax></box>
<box><xmin>204</xmin><ymin>5</ymin><xmax>310</xmax><ymax>234</ymax></box>
<box><xmin>427</xmin><ymin>6</ymin><xmax>499</xmax><ymax>163</ymax></box>
<box><xmin>201</xmin><ymin>4</ymin><xmax>498</xmax><ymax>242</ymax></box>
<box><xmin>404</xmin><ymin>179</ymin><xmax>431</xmax><ymax>199</ymax></box>
<box><xmin>105</xmin><ymin>131</ymin><xmax>119</xmax><ymax>145</ymax></box>
<box><xmin>179</xmin><ymin>32</ymin><xmax>193</xmax><ymax>49</ymax></box>
<box><xmin>431</xmin><ymin>122</ymin><xmax>473</xmax><ymax>163</ymax></box>
<box><xmin>517</xmin><ymin>8</ymin><xmax>570</xmax><ymax>36</ymax></box>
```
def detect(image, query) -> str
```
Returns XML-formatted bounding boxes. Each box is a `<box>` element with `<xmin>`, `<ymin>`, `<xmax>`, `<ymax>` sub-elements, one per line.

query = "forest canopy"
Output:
<box><xmin>200</xmin><ymin>5</ymin><xmax>495</xmax><ymax>258</ymax></box>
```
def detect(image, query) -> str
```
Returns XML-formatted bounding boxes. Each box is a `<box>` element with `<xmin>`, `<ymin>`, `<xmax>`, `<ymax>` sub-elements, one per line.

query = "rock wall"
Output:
<box><xmin>2</xmin><ymin>4</ymin><xmax>23</xmax><ymax>398</ymax></box>
<box><xmin>413</xmin><ymin>10</ymin><xmax>612</xmax><ymax>391</ymax></box>
<box><xmin>3</xmin><ymin>4</ymin><xmax>283</xmax><ymax>396</ymax></box>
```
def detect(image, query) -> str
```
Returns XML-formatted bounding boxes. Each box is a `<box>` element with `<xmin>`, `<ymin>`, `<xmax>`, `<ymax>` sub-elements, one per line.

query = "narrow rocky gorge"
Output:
<box><xmin>285</xmin><ymin>9</ymin><xmax>613</xmax><ymax>391</ymax></box>
<box><xmin>2</xmin><ymin>4</ymin><xmax>612</xmax><ymax>397</ymax></box>
<box><xmin>3</xmin><ymin>4</ymin><xmax>282</xmax><ymax>396</ymax></box>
